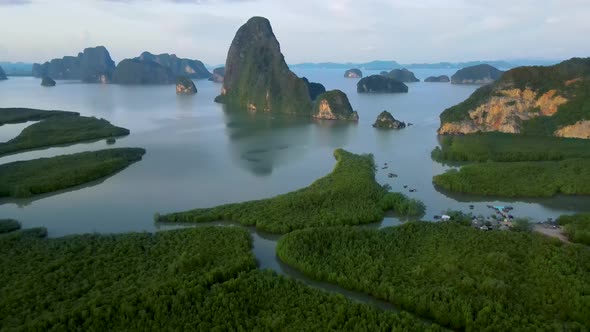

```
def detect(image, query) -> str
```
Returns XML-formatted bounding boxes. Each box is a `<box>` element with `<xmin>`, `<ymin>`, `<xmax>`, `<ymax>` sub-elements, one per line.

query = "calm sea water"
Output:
<box><xmin>1</xmin><ymin>69</ymin><xmax>589</xmax><ymax>237</ymax></box>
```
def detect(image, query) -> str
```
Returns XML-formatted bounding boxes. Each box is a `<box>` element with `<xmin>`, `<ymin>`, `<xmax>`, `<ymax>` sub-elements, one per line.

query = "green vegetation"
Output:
<box><xmin>277</xmin><ymin>222</ymin><xmax>590</xmax><ymax>331</ymax></box>
<box><xmin>0</xmin><ymin>115</ymin><xmax>129</xmax><ymax>156</ymax></box>
<box><xmin>0</xmin><ymin>107</ymin><xmax>77</xmax><ymax>126</ymax></box>
<box><xmin>450</xmin><ymin>64</ymin><xmax>503</xmax><ymax>84</ymax></box>
<box><xmin>431</xmin><ymin>132</ymin><xmax>590</xmax><ymax>162</ymax></box>
<box><xmin>159</xmin><ymin>149</ymin><xmax>424</xmax><ymax>233</ymax></box>
<box><xmin>312</xmin><ymin>89</ymin><xmax>358</xmax><ymax>120</ymax></box>
<box><xmin>558</xmin><ymin>214</ymin><xmax>590</xmax><ymax>245</ymax></box>
<box><xmin>0</xmin><ymin>148</ymin><xmax>145</xmax><ymax>198</ymax></box>
<box><xmin>433</xmin><ymin>158</ymin><xmax>590</xmax><ymax>197</ymax></box>
<box><xmin>440</xmin><ymin>58</ymin><xmax>590</xmax><ymax>133</ymax></box>
<box><xmin>0</xmin><ymin>219</ymin><xmax>20</xmax><ymax>233</ymax></box>
<box><xmin>0</xmin><ymin>226</ymin><xmax>441</xmax><ymax>331</ymax></box>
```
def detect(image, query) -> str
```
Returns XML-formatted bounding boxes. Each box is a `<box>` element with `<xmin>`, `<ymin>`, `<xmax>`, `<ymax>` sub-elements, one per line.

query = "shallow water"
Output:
<box><xmin>2</xmin><ymin>70</ymin><xmax>588</xmax><ymax>238</ymax></box>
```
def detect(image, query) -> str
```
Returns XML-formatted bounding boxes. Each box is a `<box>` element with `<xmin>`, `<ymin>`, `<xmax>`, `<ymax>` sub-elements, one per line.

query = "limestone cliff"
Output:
<box><xmin>112</xmin><ymin>59</ymin><xmax>175</xmax><ymax>85</ymax></box>
<box><xmin>312</xmin><ymin>90</ymin><xmax>358</xmax><ymax>121</ymax></box>
<box><xmin>176</xmin><ymin>76</ymin><xmax>197</xmax><ymax>95</ymax></box>
<box><xmin>41</xmin><ymin>76</ymin><xmax>56</xmax><ymax>87</ymax></box>
<box><xmin>385</xmin><ymin>68</ymin><xmax>419</xmax><ymax>82</ymax></box>
<box><xmin>33</xmin><ymin>46</ymin><xmax>115</xmax><ymax>83</ymax></box>
<box><xmin>373</xmin><ymin>111</ymin><xmax>405</xmax><ymax>129</ymax></box>
<box><xmin>344</xmin><ymin>68</ymin><xmax>363</xmax><ymax>78</ymax></box>
<box><xmin>451</xmin><ymin>64</ymin><xmax>503</xmax><ymax>85</ymax></box>
<box><xmin>439</xmin><ymin>58</ymin><xmax>590</xmax><ymax>138</ymax></box>
<box><xmin>209</xmin><ymin>67</ymin><xmax>225</xmax><ymax>83</ymax></box>
<box><xmin>217</xmin><ymin>17</ymin><xmax>312</xmax><ymax>115</ymax></box>
<box><xmin>136</xmin><ymin>52</ymin><xmax>211</xmax><ymax>79</ymax></box>
<box><xmin>302</xmin><ymin>77</ymin><xmax>326</xmax><ymax>101</ymax></box>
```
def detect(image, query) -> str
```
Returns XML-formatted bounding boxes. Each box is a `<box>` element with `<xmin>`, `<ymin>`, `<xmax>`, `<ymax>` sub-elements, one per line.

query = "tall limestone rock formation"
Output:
<box><xmin>216</xmin><ymin>17</ymin><xmax>312</xmax><ymax>115</ymax></box>
<box><xmin>136</xmin><ymin>52</ymin><xmax>211</xmax><ymax>79</ymax></box>
<box><xmin>33</xmin><ymin>46</ymin><xmax>115</xmax><ymax>83</ymax></box>
<box><xmin>439</xmin><ymin>58</ymin><xmax>590</xmax><ymax>138</ymax></box>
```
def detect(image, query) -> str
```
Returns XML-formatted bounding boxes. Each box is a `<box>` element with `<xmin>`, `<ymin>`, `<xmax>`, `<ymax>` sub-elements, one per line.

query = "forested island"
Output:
<box><xmin>158</xmin><ymin>149</ymin><xmax>424</xmax><ymax>233</ymax></box>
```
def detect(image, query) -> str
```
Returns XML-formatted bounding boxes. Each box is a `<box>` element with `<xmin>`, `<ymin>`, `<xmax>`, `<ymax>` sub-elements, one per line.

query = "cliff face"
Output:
<box><xmin>312</xmin><ymin>90</ymin><xmax>358</xmax><ymax>121</ymax></box>
<box><xmin>209</xmin><ymin>67</ymin><xmax>225</xmax><ymax>83</ymax></box>
<box><xmin>41</xmin><ymin>76</ymin><xmax>56</xmax><ymax>87</ymax></box>
<box><xmin>439</xmin><ymin>58</ymin><xmax>590</xmax><ymax>138</ymax></box>
<box><xmin>112</xmin><ymin>59</ymin><xmax>175</xmax><ymax>85</ymax></box>
<box><xmin>451</xmin><ymin>64</ymin><xmax>503</xmax><ymax>84</ymax></box>
<box><xmin>136</xmin><ymin>52</ymin><xmax>211</xmax><ymax>79</ymax></box>
<box><xmin>176</xmin><ymin>76</ymin><xmax>197</xmax><ymax>94</ymax></box>
<box><xmin>33</xmin><ymin>46</ymin><xmax>115</xmax><ymax>83</ymax></box>
<box><xmin>344</xmin><ymin>68</ymin><xmax>363</xmax><ymax>78</ymax></box>
<box><xmin>302</xmin><ymin>77</ymin><xmax>326</xmax><ymax>101</ymax></box>
<box><xmin>373</xmin><ymin>111</ymin><xmax>405</xmax><ymax>129</ymax></box>
<box><xmin>218</xmin><ymin>16</ymin><xmax>312</xmax><ymax>115</ymax></box>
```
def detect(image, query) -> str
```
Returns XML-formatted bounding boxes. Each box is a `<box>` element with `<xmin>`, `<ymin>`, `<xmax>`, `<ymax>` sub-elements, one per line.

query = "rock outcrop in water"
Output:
<box><xmin>208</xmin><ymin>67</ymin><xmax>225</xmax><ymax>83</ymax></box>
<box><xmin>425</xmin><ymin>75</ymin><xmax>450</xmax><ymax>83</ymax></box>
<box><xmin>0</xmin><ymin>66</ymin><xmax>6</xmax><ymax>80</ymax></box>
<box><xmin>112</xmin><ymin>59</ymin><xmax>175</xmax><ymax>85</ymax></box>
<box><xmin>302</xmin><ymin>77</ymin><xmax>326</xmax><ymax>101</ymax></box>
<box><xmin>373</xmin><ymin>111</ymin><xmax>406</xmax><ymax>129</ymax></box>
<box><xmin>357</xmin><ymin>75</ymin><xmax>408</xmax><ymax>93</ymax></box>
<box><xmin>33</xmin><ymin>46</ymin><xmax>116</xmax><ymax>83</ymax></box>
<box><xmin>385</xmin><ymin>68</ymin><xmax>419</xmax><ymax>82</ymax></box>
<box><xmin>451</xmin><ymin>64</ymin><xmax>503</xmax><ymax>85</ymax></box>
<box><xmin>312</xmin><ymin>90</ymin><xmax>358</xmax><ymax>121</ymax></box>
<box><xmin>344</xmin><ymin>68</ymin><xmax>363</xmax><ymax>78</ymax></box>
<box><xmin>136</xmin><ymin>52</ymin><xmax>211</xmax><ymax>79</ymax></box>
<box><xmin>41</xmin><ymin>76</ymin><xmax>56</xmax><ymax>87</ymax></box>
<box><xmin>176</xmin><ymin>76</ymin><xmax>197</xmax><ymax>94</ymax></box>
<box><xmin>217</xmin><ymin>16</ymin><xmax>312</xmax><ymax>115</ymax></box>
<box><xmin>439</xmin><ymin>58</ymin><xmax>590</xmax><ymax>138</ymax></box>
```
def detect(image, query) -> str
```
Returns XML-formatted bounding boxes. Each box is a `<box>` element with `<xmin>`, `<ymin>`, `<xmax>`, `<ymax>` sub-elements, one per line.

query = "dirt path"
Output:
<box><xmin>534</xmin><ymin>225</ymin><xmax>570</xmax><ymax>244</ymax></box>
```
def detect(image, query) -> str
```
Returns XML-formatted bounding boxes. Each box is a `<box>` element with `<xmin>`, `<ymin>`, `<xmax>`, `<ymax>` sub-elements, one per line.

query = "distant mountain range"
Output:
<box><xmin>289</xmin><ymin>59</ymin><xmax>560</xmax><ymax>70</ymax></box>
<box><xmin>0</xmin><ymin>62</ymin><xmax>33</xmax><ymax>76</ymax></box>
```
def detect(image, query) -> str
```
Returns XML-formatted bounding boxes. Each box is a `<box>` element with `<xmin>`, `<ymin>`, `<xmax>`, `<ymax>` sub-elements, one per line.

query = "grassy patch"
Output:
<box><xmin>433</xmin><ymin>159</ymin><xmax>590</xmax><ymax>197</ymax></box>
<box><xmin>0</xmin><ymin>148</ymin><xmax>145</xmax><ymax>198</ymax></box>
<box><xmin>158</xmin><ymin>149</ymin><xmax>425</xmax><ymax>233</ymax></box>
<box><xmin>0</xmin><ymin>107</ymin><xmax>78</xmax><ymax>126</ymax></box>
<box><xmin>431</xmin><ymin>132</ymin><xmax>590</xmax><ymax>162</ymax></box>
<box><xmin>558</xmin><ymin>214</ymin><xmax>590</xmax><ymax>245</ymax></box>
<box><xmin>277</xmin><ymin>222</ymin><xmax>590</xmax><ymax>331</ymax></box>
<box><xmin>0</xmin><ymin>115</ymin><xmax>130</xmax><ymax>156</ymax></box>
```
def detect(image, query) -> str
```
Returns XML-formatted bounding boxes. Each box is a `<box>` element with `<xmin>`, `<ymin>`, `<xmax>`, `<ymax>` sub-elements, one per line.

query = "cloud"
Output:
<box><xmin>0</xmin><ymin>0</ymin><xmax>32</xmax><ymax>5</ymax></box>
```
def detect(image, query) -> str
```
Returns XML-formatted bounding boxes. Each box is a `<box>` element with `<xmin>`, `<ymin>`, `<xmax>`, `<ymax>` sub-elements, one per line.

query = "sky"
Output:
<box><xmin>0</xmin><ymin>0</ymin><xmax>589</xmax><ymax>65</ymax></box>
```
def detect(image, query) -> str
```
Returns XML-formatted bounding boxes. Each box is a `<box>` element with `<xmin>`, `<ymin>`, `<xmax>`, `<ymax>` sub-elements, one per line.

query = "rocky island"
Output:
<box><xmin>425</xmin><ymin>75</ymin><xmax>450</xmax><ymax>83</ymax></box>
<box><xmin>372</xmin><ymin>111</ymin><xmax>406</xmax><ymax>129</ymax></box>
<box><xmin>302</xmin><ymin>77</ymin><xmax>326</xmax><ymax>101</ymax></box>
<box><xmin>33</xmin><ymin>46</ymin><xmax>116</xmax><ymax>83</ymax></box>
<box><xmin>0</xmin><ymin>66</ymin><xmax>6</xmax><ymax>80</ymax></box>
<box><xmin>176</xmin><ymin>76</ymin><xmax>197</xmax><ymax>95</ymax></box>
<box><xmin>135</xmin><ymin>52</ymin><xmax>211</xmax><ymax>79</ymax></box>
<box><xmin>357</xmin><ymin>75</ymin><xmax>408</xmax><ymax>93</ymax></box>
<box><xmin>451</xmin><ymin>64</ymin><xmax>503</xmax><ymax>85</ymax></box>
<box><xmin>384</xmin><ymin>68</ymin><xmax>419</xmax><ymax>82</ymax></box>
<box><xmin>344</xmin><ymin>68</ymin><xmax>363</xmax><ymax>78</ymax></box>
<box><xmin>112</xmin><ymin>59</ymin><xmax>175</xmax><ymax>85</ymax></box>
<box><xmin>41</xmin><ymin>76</ymin><xmax>56</xmax><ymax>87</ymax></box>
<box><xmin>216</xmin><ymin>16</ymin><xmax>312</xmax><ymax>115</ymax></box>
<box><xmin>312</xmin><ymin>90</ymin><xmax>358</xmax><ymax>121</ymax></box>
<box><xmin>439</xmin><ymin>58</ymin><xmax>590</xmax><ymax>138</ymax></box>
<box><xmin>209</xmin><ymin>67</ymin><xmax>225</xmax><ymax>83</ymax></box>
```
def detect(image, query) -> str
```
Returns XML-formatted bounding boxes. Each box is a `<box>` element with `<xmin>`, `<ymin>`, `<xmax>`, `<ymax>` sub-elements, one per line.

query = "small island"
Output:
<box><xmin>41</xmin><ymin>76</ymin><xmax>56</xmax><ymax>87</ymax></box>
<box><xmin>312</xmin><ymin>90</ymin><xmax>358</xmax><ymax>121</ymax></box>
<box><xmin>176</xmin><ymin>76</ymin><xmax>197</xmax><ymax>95</ymax></box>
<box><xmin>302</xmin><ymin>77</ymin><xmax>326</xmax><ymax>101</ymax></box>
<box><xmin>425</xmin><ymin>75</ymin><xmax>450</xmax><ymax>83</ymax></box>
<box><xmin>384</xmin><ymin>68</ymin><xmax>419</xmax><ymax>82</ymax></box>
<box><xmin>357</xmin><ymin>75</ymin><xmax>408</xmax><ymax>93</ymax></box>
<box><xmin>344</xmin><ymin>68</ymin><xmax>363</xmax><ymax>78</ymax></box>
<box><xmin>372</xmin><ymin>111</ymin><xmax>406</xmax><ymax>129</ymax></box>
<box><xmin>451</xmin><ymin>64</ymin><xmax>503</xmax><ymax>84</ymax></box>
<box><xmin>33</xmin><ymin>46</ymin><xmax>116</xmax><ymax>83</ymax></box>
<box><xmin>209</xmin><ymin>67</ymin><xmax>225</xmax><ymax>83</ymax></box>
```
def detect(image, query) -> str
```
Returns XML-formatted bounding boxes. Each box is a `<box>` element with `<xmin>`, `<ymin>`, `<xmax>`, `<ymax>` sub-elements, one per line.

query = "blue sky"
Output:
<box><xmin>0</xmin><ymin>0</ymin><xmax>589</xmax><ymax>64</ymax></box>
